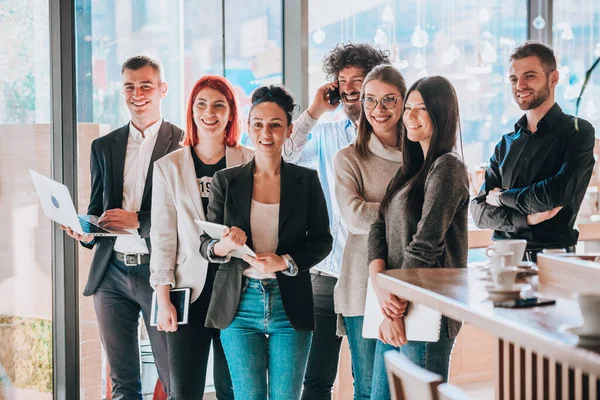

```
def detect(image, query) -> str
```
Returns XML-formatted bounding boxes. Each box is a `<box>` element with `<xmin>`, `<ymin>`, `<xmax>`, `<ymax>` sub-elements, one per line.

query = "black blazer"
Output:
<box><xmin>82</xmin><ymin>120</ymin><xmax>183</xmax><ymax>296</ymax></box>
<box><xmin>200</xmin><ymin>159</ymin><xmax>333</xmax><ymax>332</ymax></box>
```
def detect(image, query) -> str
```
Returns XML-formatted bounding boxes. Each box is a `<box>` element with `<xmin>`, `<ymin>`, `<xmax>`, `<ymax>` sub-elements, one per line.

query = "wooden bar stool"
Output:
<box><xmin>384</xmin><ymin>350</ymin><xmax>470</xmax><ymax>400</ymax></box>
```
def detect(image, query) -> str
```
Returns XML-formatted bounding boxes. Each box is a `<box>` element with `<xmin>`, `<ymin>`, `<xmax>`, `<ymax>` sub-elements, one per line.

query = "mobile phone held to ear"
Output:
<box><xmin>328</xmin><ymin>87</ymin><xmax>341</xmax><ymax>105</ymax></box>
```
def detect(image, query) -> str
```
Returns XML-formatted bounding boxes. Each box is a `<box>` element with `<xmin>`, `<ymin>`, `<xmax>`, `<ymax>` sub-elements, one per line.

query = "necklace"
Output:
<box><xmin>195</xmin><ymin>147</ymin><xmax>225</xmax><ymax>164</ymax></box>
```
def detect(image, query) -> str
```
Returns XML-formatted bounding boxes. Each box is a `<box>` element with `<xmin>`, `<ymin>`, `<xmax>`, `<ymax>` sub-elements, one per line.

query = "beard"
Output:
<box><xmin>343</xmin><ymin>103</ymin><xmax>361</xmax><ymax>123</ymax></box>
<box><xmin>514</xmin><ymin>80</ymin><xmax>551</xmax><ymax>111</ymax></box>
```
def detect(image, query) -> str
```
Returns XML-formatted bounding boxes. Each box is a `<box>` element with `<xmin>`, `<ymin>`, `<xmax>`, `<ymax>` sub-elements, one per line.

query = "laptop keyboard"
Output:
<box><xmin>78</xmin><ymin>217</ymin><xmax>110</xmax><ymax>234</ymax></box>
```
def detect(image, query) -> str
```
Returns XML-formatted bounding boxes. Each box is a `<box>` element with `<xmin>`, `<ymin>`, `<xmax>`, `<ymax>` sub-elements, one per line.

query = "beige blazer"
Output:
<box><xmin>150</xmin><ymin>144</ymin><xmax>254</xmax><ymax>302</ymax></box>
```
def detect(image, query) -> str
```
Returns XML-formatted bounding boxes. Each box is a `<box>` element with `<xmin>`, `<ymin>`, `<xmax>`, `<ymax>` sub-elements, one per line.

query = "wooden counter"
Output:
<box><xmin>377</xmin><ymin>268</ymin><xmax>600</xmax><ymax>399</ymax></box>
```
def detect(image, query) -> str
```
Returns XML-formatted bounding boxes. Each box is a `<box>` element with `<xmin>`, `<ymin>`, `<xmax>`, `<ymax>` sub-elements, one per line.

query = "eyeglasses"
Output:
<box><xmin>361</xmin><ymin>95</ymin><xmax>400</xmax><ymax>110</ymax></box>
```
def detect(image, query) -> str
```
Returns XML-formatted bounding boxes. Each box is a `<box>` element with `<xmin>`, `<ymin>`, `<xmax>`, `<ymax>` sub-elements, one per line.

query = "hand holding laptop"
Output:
<box><xmin>60</xmin><ymin>225</ymin><xmax>94</xmax><ymax>243</ymax></box>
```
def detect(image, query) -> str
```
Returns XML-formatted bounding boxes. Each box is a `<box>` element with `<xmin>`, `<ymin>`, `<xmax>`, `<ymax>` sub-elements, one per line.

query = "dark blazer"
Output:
<box><xmin>200</xmin><ymin>159</ymin><xmax>333</xmax><ymax>332</ymax></box>
<box><xmin>82</xmin><ymin>120</ymin><xmax>183</xmax><ymax>296</ymax></box>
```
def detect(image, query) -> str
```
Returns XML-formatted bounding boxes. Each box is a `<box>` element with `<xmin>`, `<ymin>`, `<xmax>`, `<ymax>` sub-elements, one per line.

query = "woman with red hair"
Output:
<box><xmin>149</xmin><ymin>75</ymin><xmax>253</xmax><ymax>399</ymax></box>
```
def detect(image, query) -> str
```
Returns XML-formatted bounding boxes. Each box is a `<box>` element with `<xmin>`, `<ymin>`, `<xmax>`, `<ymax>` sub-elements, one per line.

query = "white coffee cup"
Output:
<box><xmin>488</xmin><ymin>251</ymin><xmax>514</xmax><ymax>269</ymax></box>
<box><xmin>486</xmin><ymin>239</ymin><xmax>527</xmax><ymax>266</ymax></box>
<box><xmin>575</xmin><ymin>292</ymin><xmax>600</xmax><ymax>332</ymax></box>
<box><xmin>489</xmin><ymin>266</ymin><xmax>519</xmax><ymax>290</ymax></box>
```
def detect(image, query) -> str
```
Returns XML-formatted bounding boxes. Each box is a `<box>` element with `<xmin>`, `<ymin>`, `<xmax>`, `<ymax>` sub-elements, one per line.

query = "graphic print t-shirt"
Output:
<box><xmin>190</xmin><ymin>146</ymin><xmax>226</xmax><ymax>216</ymax></box>
<box><xmin>190</xmin><ymin>146</ymin><xmax>226</xmax><ymax>304</ymax></box>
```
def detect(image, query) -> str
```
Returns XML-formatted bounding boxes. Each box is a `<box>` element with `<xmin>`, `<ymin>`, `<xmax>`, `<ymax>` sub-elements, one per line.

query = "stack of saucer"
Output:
<box><xmin>483</xmin><ymin>281</ymin><xmax>531</xmax><ymax>301</ymax></box>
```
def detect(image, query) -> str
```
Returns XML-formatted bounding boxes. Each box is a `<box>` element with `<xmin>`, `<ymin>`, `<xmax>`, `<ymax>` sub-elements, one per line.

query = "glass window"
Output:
<box><xmin>552</xmin><ymin>0</ymin><xmax>600</xmax><ymax>125</ymax></box>
<box><xmin>308</xmin><ymin>1</ymin><xmax>528</xmax><ymax>171</ymax></box>
<box><xmin>225</xmin><ymin>0</ymin><xmax>283</xmax><ymax>124</ymax></box>
<box><xmin>0</xmin><ymin>0</ymin><xmax>53</xmax><ymax>398</ymax></box>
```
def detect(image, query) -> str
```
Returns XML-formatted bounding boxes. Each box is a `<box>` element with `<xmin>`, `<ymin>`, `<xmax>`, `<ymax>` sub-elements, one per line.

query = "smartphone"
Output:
<box><xmin>493</xmin><ymin>296</ymin><xmax>556</xmax><ymax>309</ymax></box>
<box><xmin>328</xmin><ymin>87</ymin><xmax>341</xmax><ymax>105</ymax></box>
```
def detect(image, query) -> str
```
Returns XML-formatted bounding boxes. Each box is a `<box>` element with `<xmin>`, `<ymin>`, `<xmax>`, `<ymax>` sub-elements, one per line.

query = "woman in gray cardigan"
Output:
<box><xmin>333</xmin><ymin>65</ymin><xmax>406</xmax><ymax>400</ymax></box>
<box><xmin>367</xmin><ymin>76</ymin><xmax>469</xmax><ymax>400</ymax></box>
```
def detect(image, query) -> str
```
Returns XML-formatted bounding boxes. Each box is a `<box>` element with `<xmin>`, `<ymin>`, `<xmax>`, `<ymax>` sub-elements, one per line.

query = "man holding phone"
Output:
<box><xmin>283</xmin><ymin>43</ymin><xmax>390</xmax><ymax>400</ymax></box>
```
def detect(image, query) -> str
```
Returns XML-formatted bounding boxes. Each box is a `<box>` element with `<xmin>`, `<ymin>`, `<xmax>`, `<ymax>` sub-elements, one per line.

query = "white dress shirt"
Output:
<box><xmin>113</xmin><ymin>118</ymin><xmax>162</xmax><ymax>254</ymax></box>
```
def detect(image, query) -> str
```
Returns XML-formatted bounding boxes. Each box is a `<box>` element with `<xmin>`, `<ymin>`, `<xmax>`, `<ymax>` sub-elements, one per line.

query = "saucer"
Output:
<box><xmin>484</xmin><ymin>283</ymin><xmax>530</xmax><ymax>295</ymax></box>
<box><xmin>560</xmin><ymin>325</ymin><xmax>600</xmax><ymax>347</ymax></box>
<box><xmin>517</xmin><ymin>261</ymin><xmax>536</xmax><ymax>269</ymax></box>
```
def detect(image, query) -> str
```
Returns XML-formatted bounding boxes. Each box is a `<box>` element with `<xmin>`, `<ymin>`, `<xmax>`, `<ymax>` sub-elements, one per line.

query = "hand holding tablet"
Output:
<box><xmin>195</xmin><ymin>220</ymin><xmax>256</xmax><ymax>259</ymax></box>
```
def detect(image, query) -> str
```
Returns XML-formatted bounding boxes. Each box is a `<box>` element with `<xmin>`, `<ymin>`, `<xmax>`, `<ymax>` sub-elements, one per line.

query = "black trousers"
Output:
<box><xmin>93</xmin><ymin>259</ymin><xmax>170</xmax><ymax>400</ymax></box>
<box><xmin>301</xmin><ymin>273</ymin><xmax>343</xmax><ymax>400</ymax></box>
<box><xmin>166</xmin><ymin>294</ymin><xmax>233</xmax><ymax>400</ymax></box>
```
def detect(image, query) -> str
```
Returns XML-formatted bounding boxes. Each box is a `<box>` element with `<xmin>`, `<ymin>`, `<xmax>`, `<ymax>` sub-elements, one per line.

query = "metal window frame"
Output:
<box><xmin>528</xmin><ymin>0</ymin><xmax>553</xmax><ymax>45</ymax></box>
<box><xmin>283</xmin><ymin>0</ymin><xmax>309</xmax><ymax>110</ymax></box>
<box><xmin>50</xmin><ymin>0</ymin><xmax>80</xmax><ymax>398</ymax></box>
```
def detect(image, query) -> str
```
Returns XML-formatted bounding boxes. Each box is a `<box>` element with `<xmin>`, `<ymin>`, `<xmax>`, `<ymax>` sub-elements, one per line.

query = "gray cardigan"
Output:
<box><xmin>333</xmin><ymin>135</ymin><xmax>402</xmax><ymax>333</ymax></box>
<box><xmin>367</xmin><ymin>152</ymin><xmax>469</xmax><ymax>339</ymax></box>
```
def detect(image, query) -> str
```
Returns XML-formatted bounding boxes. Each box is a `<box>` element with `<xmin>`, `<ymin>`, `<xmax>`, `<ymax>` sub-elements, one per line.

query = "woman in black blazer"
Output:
<box><xmin>199</xmin><ymin>85</ymin><xmax>333</xmax><ymax>400</ymax></box>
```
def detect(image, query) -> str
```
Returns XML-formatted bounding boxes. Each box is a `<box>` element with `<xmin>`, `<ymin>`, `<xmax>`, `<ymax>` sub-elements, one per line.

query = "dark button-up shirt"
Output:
<box><xmin>471</xmin><ymin>103</ymin><xmax>596</xmax><ymax>249</ymax></box>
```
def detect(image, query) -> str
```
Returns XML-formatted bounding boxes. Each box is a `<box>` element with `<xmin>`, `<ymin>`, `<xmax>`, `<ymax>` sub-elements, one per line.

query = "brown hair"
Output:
<box><xmin>121</xmin><ymin>54</ymin><xmax>165</xmax><ymax>81</ymax></box>
<box><xmin>510</xmin><ymin>41</ymin><xmax>557</xmax><ymax>75</ymax></box>
<box><xmin>355</xmin><ymin>65</ymin><xmax>407</xmax><ymax>158</ymax></box>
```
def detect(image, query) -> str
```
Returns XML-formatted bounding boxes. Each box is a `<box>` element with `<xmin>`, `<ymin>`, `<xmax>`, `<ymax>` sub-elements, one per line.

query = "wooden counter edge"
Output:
<box><xmin>376</xmin><ymin>270</ymin><xmax>600</xmax><ymax>376</ymax></box>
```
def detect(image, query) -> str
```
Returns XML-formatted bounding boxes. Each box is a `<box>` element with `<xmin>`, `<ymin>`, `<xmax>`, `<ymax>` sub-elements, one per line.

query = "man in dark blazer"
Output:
<box><xmin>63</xmin><ymin>55</ymin><xmax>181</xmax><ymax>399</ymax></box>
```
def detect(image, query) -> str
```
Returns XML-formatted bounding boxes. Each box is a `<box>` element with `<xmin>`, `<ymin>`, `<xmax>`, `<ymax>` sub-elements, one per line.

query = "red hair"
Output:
<box><xmin>182</xmin><ymin>75</ymin><xmax>241</xmax><ymax>147</ymax></box>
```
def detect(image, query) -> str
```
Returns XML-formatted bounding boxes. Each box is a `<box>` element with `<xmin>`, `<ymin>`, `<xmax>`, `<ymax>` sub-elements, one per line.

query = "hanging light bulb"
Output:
<box><xmin>532</xmin><ymin>15</ymin><xmax>546</xmax><ymax>30</ymax></box>
<box><xmin>392</xmin><ymin>46</ymin><xmax>408</xmax><ymax>70</ymax></box>
<box><xmin>381</xmin><ymin>5</ymin><xmax>394</xmax><ymax>22</ymax></box>
<box><xmin>595</xmin><ymin>43</ymin><xmax>600</xmax><ymax>58</ymax></box>
<box><xmin>499</xmin><ymin>37</ymin><xmax>516</xmax><ymax>47</ymax></box>
<box><xmin>480</xmin><ymin>42</ymin><xmax>498</xmax><ymax>64</ymax></box>
<box><xmin>585</xmin><ymin>100</ymin><xmax>598</xmax><ymax>120</ymax></box>
<box><xmin>414</xmin><ymin>52</ymin><xmax>427</xmax><ymax>69</ymax></box>
<box><xmin>410</xmin><ymin>26</ymin><xmax>429</xmax><ymax>48</ymax></box>
<box><xmin>561</xmin><ymin>26</ymin><xmax>574</xmax><ymax>40</ymax></box>
<box><xmin>501</xmin><ymin>114</ymin><xmax>509</xmax><ymax>125</ymax></box>
<box><xmin>442</xmin><ymin>45</ymin><xmax>461</xmax><ymax>65</ymax></box>
<box><xmin>415</xmin><ymin>68</ymin><xmax>429</xmax><ymax>80</ymax></box>
<box><xmin>558</xmin><ymin>65</ymin><xmax>570</xmax><ymax>85</ymax></box>
<box><xmin>478</xmin><ymin>8</ymin><xmax>490</xmax><ymax>23</ymax></box>
<box><xmin>312</xmin><ymin>28</ymin><xmax>326</xmax><ymax>44</ymax></box>
<box><xmin>564</xmin><ymin>84</ymin><xmax>579</xmax><ymax>100</ymax></box>
<box><xmin>373</xmin><ymin>29</ymin><xmax>388</xmax><ymax>46</ymax></box>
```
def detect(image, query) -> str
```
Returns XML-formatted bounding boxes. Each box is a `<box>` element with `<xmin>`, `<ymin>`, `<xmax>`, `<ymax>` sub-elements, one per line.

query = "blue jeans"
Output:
<box><xmin>344</xmin><ymin>316</ymin><xmax>377</xmax><ymax>400</ymax></box>
<box><xmin>370</xmin><ymin>317</ymin><xmax>455</xmax><ymax>400</ymax></box>
<box><xmin>220</xmin><ymin>278</ymin><xmax>312</xmax><ymax>400</ymax></box>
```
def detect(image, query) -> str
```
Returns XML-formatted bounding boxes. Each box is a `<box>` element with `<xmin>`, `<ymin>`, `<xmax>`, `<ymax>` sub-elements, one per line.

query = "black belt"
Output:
<box><xmin>113</xmin><ymin>251</ymin><xmax>151</xmax><ymax>266</ymax></box>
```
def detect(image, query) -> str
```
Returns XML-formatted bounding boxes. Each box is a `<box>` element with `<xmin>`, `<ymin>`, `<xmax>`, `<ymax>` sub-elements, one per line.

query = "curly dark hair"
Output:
<box><xmin>323</xmin><ymin>43</ymin><xmax>391</xmax><ymax>80</ymax></box>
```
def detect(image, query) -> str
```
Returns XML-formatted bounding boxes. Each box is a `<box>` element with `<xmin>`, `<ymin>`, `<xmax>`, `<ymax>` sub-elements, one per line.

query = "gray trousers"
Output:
<box><xmin>93</xmin><ymin>258</ymin><xmax>169</xmax><ymax>400</ymax></box>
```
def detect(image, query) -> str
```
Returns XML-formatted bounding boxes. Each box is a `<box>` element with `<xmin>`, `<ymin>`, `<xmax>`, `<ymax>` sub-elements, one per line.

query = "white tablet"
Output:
<box><xmin>150</xmin><ymin>287</ymin><xmax>191</xmax><ymax>326</ymax></box>
<box><xmin>195</xmin><ymin>219</ymin><xmax>256</xmax><ymax>259</ymax></box>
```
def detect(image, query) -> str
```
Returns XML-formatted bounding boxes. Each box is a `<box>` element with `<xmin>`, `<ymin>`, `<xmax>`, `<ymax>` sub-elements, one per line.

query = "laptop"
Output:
<box><xmin>30</xmin><ymin>169</ymin><xmax>132</xmax><ymax>237</ymax></box>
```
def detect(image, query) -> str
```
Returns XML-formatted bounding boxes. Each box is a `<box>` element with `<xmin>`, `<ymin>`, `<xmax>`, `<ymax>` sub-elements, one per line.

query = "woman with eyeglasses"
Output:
<box><xmin>199</xmin><ymin>85</ymin><xmax>333</xmax><ymax>400</ymax></box>
<box><xmin>149</xmin><ymin>75</ymin><xmax>254</xmax><ymax>399</ymax></box>
<box><xmin>332</xmin><ymin>65</ymin><xmax>406</xmax><ymax>400</ymax></box>
<box><xmin>367</xmin><ymin>76</ymin><xmax>469</xmax><ymax>400</ymax></box>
